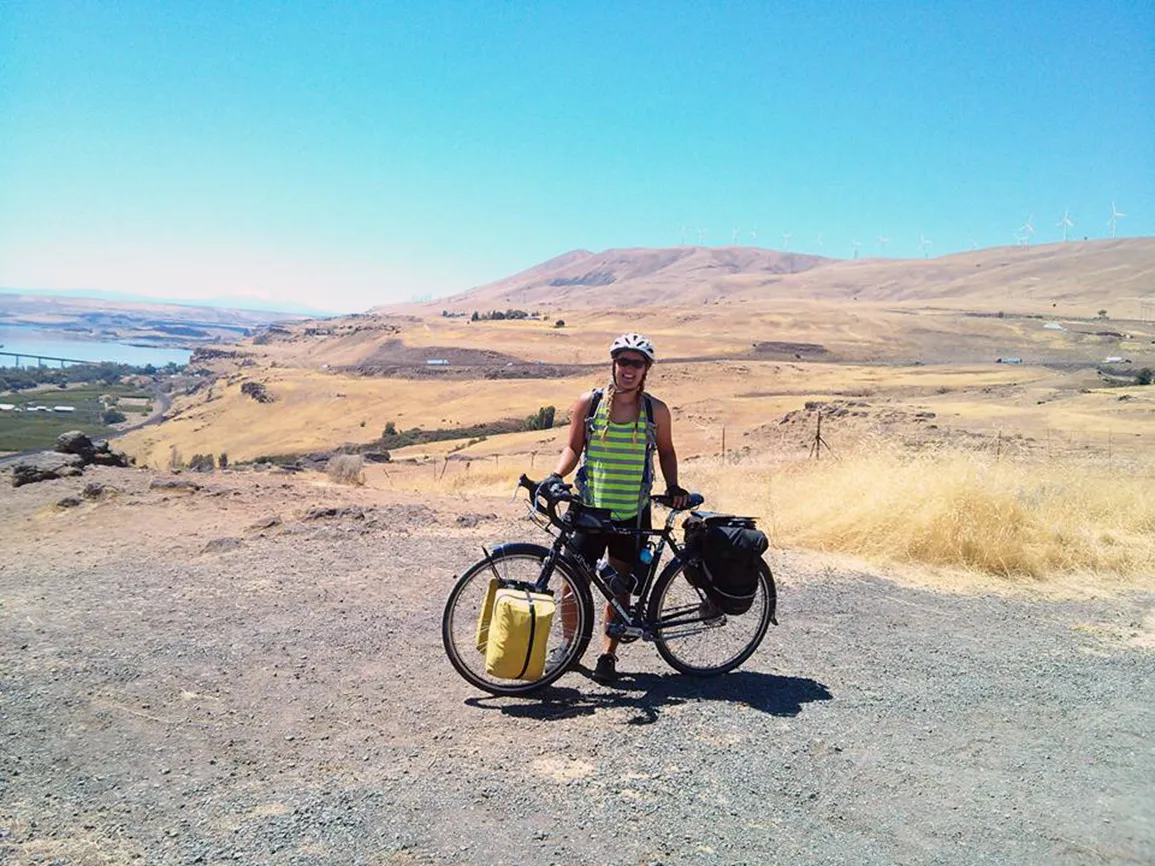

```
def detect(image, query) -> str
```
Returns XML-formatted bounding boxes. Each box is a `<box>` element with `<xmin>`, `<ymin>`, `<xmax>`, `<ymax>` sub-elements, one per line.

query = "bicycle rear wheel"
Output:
<box><xmin>648</xmin><ymin>557</ymin><xmax>775</xmax><ymax>676</ymax></box>
<box><xmin>442</xmin><ymin>544</ymin><xmax>594</xmax><ymax>695</ymax></box>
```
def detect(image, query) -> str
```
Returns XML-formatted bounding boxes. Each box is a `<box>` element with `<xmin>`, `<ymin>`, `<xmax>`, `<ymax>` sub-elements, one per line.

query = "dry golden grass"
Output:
<box><xmin>327</xmin><ymin>454</ymin><xmax>365</xmax><ymax>486</ymax></box>
<box><xmin>755</xmin><ymin>445</ymin><xmax>1155</xmax><ymax>582</ymax></box>
<box><xmin>372</xmin><ymin>443</ymin><xmax>1155</xmax><ymax>586</ymax></box>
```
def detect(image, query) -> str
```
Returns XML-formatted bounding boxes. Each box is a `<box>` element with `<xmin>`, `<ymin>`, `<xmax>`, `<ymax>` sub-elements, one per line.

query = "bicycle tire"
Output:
<box><xmin>442</xmin><ymin>543</ymin><xmax>594</xmax><ymax>696</ymax></box>
<box><xmin>647</xmin><ymin>556</ymin><xmax>775</xmax><ymax>676</ymax></box>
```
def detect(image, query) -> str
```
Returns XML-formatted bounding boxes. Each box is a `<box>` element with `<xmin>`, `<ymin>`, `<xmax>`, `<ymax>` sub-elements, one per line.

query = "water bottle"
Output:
<box><xmin>598</xmin><ymin>558</ymin><xmax>635</xmax><ymax>596</ymax></box>
<box><xmin>638</xmin><ymin>543</ymin><xmax>655</xmax><ymax>568</ymax></box>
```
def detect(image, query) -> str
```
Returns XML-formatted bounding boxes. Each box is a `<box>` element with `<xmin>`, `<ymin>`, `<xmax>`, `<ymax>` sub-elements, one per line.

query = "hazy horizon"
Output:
<box><xmin>2</xmin><ymin>2</ymin><xmax>1152</xmax><ymax>313</ymax></box>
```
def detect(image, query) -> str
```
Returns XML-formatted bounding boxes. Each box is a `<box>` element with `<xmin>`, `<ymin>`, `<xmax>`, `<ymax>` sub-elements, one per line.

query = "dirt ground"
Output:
<box><xmin>1</xmin><ymin>466</ymin><xmax>1152</xmax><ymax>865</ymax></box>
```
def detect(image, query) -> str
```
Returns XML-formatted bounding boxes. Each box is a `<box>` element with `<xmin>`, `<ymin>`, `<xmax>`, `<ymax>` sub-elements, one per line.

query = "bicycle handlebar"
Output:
<box><xmin>518</xmin><ymin>474</ymin><xmax>704</xmax><ymax>532</ymax></box>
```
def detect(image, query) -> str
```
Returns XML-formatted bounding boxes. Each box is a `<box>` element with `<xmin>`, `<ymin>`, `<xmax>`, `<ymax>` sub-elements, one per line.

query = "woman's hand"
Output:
<box><xmin>665</xmin><ymin>484</ymin><xmax>690</xmax><ymax>510</ymax></box>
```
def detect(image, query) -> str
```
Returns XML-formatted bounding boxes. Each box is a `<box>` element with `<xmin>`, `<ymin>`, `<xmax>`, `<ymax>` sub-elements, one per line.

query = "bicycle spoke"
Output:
<box><xmin>649</xmin><ymin>561</ymin><xmax>773</xmax><ymax>675</ymax></box>
<box><xmin>442</xmin><ymin>550</ymin><xmax>592</xmax><ymax>695</ymax></box>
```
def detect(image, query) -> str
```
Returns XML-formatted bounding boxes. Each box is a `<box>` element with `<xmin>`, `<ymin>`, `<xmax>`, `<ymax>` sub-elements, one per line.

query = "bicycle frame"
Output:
<box><xmin>528</xmin><ymin>502</ymin><xmax>698</xmax><ymax>640</ymax></box>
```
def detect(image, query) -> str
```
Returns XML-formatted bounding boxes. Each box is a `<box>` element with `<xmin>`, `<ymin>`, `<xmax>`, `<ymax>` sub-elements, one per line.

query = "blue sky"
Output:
<box><xmin>1</xmin><ymin>1</ymin><xmax>1152</xmax><ymax>313</ymax></box>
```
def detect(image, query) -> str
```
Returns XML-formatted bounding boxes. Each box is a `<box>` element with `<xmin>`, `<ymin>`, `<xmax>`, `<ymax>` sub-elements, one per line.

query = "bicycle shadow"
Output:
<box><xmin>465</xmin><ymin>668</ymin><xmax>833</xmax><ymax>726</ymax></box>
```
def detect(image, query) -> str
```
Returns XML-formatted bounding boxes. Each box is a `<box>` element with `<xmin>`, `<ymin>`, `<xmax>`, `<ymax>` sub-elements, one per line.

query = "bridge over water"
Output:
<box><xmin>0</xmin><ymin>351</ymin><xmax>98</xmax><ymax>368</ymax></box>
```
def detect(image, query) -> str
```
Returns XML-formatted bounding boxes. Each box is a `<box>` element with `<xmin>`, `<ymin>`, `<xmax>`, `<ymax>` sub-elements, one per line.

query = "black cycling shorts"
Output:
<box><xmin>573</xmin><ymin>507</ymin><xmax>652</xmax><ymax>569</ymax></box>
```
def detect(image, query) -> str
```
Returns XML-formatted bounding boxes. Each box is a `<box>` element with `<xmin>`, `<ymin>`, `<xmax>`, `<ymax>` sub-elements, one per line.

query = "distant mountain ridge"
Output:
<box><xmin>2</xmin><ymin>287</ymin><xmax>332</xmax><ymax>319</ymax></box>
<box><xmin>403</xmin><ymin>246</ymin><xmax>831</xmax><ymax>311</ymax></box>
<box><xmin>392</xmin><ymin>238</ymin><xmax>1155</xmax><ymax>314</ymax></box>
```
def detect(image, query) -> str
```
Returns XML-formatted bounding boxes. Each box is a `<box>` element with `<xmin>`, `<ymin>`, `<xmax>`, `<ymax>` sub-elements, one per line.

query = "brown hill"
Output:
<box><xmin>725</xmin><ymin>238</ymin><xmax>1155</xmax><ymax>312</ymax></box>
<box><xmin>393</xmin><ymin>238</ymin><xmax>1155</xmax><ymax>318</ymax></box>
<box><xmin>393</xmin><ymin>246</ymin><xmax>832</xmax><ymax>312</ymax></box>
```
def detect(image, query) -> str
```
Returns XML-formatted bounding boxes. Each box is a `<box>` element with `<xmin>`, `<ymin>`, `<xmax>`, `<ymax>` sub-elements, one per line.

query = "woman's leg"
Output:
<box><xmin>602</xmin><ymin>554</ymin><xmax>632</xmax><ymax>656</ymax></box>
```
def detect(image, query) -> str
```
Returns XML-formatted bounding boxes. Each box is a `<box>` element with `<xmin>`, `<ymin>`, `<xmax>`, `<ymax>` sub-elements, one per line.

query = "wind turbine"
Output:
<box><xmin>1020</xmin><ymin>214</ymin><xmax>1035</xmax><ymax>245</ymax></box>
<box><xmin>1057</xmin><ymin>208</ymin><xmax>1074</xmax><ymax>242</ymax></box>
<box><xmin>749</xmin><ymin>227</ymin><xmax>758</xmax><ymax>245</ymax></box>
<box><xmin>1108</xmin><ymin>201</ymin><xmax>1124</xmax><ymax>238</ymax></box>
<box><xmin>782</xmin><ymin>232</ymin><xmax>792</xmax><ymax>250</ymax></box>
<box><xmin>969</xmin><ymin>237</ymin><xmax>978</xmax><ymax>251</ymax></box>
<box><xmin>697</xmin><ymin>227</ymin><xmax>707</xmax><ymax>245</ymax></box>
<box><xmin>851</xmin><ymin>239</ymin><xmax>862</xmax><ymax>259</ymax></box>
<box><xmin>815</xmin><ymin>231</ymin><xmax>824</xmax><ymax>252</ymax></box>
<box><xmin>680</xmin><ymin>225</ymin><xmax>687</xmax><ymax>246</ymax></box>
<box><xmin>732</xmin><ymin>227</ymin><xmax>741</xmax><ymax>245</ymax></box>
<box><xmin>877</xmin><ymin>235</ymin><xmax>890</xmax><ymax>253</ymax></box>
<box><xmin>919</xmin><ymin>234</ymin><xmax>932</xmax><ymax>258</ymax></box>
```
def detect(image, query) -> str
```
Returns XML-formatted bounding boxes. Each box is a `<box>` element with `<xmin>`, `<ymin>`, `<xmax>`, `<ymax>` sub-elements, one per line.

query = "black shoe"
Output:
<box><xmin>591</xmin><ymin>653</ymin><xmax>620</xmax><ymax>684</ymax></box>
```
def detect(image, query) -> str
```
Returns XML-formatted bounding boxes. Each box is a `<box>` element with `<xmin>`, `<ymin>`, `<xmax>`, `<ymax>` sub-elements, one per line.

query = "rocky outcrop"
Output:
<box><xmin>8</xmin><ymin>431</ymin><xmax>132</xmax><ymax>487</ymax></box>
<box><xmin>12</xmin><ymin>453</ymin><xmax>86</xmax><ymax>487</ymax></box>
<box><xmin>56</xmin><ymin>431</ymin><xmax>131</xmax><ymax>468</ymax></box>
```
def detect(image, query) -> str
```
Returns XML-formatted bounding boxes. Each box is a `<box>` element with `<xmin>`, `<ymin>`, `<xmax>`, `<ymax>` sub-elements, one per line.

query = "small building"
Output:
<box><xmin>52</xmin><ymin>406</ymin><xmax>76</xmax><ymax>413</ymax></box>
<box><xmin>0</xmin><ymin>403</ymin><xmax>14</xmax><ymax>411</ymax></box>
<box><xmin>996</xmin><ymin>357</ymin><xmax>1023</xmax><ymax>364</ymax></box>
<box><xmin>1104</xmin><ymin>356</ymin><xmax>1130</xmax><ymax>364</ymax></box>
<box><xmin>1043</xmin><ymin>322</ymin><xmax>1064</xmax><ymax>330</ymax></box>
<box><xmin>425</xmin><ymin>359</ymin><xmax>450</xmax><ymax>366</ymax></box>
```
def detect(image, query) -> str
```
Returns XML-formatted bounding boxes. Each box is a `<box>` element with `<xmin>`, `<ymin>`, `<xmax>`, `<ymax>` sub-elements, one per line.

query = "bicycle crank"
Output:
<box><xmin>605</xmin><ymin>622</ymin><xmax>648</xmax><ymax>643</ymax></box>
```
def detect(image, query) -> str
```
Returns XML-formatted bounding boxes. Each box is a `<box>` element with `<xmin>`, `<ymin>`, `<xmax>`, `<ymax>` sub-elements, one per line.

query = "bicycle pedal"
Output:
<box><xmin>606</xmin><ymin>624</ymin><xmax>645</xmax><ymax>642</ymax></box>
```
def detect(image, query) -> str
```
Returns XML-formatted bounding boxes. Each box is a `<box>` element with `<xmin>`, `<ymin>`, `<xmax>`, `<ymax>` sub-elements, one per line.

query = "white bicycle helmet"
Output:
<box><xmin>609</xmin><ymin>332</ymin><xmax>655</xmax><ymax>363</ymax></box>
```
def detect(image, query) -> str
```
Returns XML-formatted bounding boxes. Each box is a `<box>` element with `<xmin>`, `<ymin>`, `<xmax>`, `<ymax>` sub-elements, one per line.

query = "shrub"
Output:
<box><xmin>524</xmin><ymin>405</ymin><xmax>556</xmax><ymax>430</ymax></box>
<box><xmin>188</xmin><ymin>453</ymin><xmax>215</xmax><ymax>472</ymax></box>
<box><xmin>383</xmin><ymin>421</ymin><xmax>397</xmax><ymax>436</ymax></box>
<box><xmin>101</xmin><ymin>408</ymin><xmax>127</xmax><ymax>424</ymax></box>
<box><xmin>554</xmin><ymin>319</ymin><xmax>566</xmax><ymax>328</ymax></box>
<box><xmin>241</xmin><ymin>381</ymin><xmax>274</xmax><ymax>403</ymax></box>
<box><xmin>327</xmin><ymin>454</ymin><xmax>365</xmax><ymax>486</ymax></box>
<box><xmin>1137</xmin><ymin>368</ymin><xmax>1153</xmax><ymax>386</ymax></box>
<box><xmin>218</xmin><ymin>452</ymin><xmax>229</xmax><ymax>469</ymax></box>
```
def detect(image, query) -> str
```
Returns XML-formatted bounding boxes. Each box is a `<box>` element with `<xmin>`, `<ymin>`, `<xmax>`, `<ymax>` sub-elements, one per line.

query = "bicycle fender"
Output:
<box><xmin>489</xmin><ymin>541</ymin><xmax>552</xmax><ymax>559</ymax></box>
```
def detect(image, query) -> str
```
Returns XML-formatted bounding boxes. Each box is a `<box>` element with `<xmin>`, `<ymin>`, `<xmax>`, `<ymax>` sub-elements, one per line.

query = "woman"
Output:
<box><xmin>541</xmin><ymin>332</ymin><xmax>688</xmax><ymax>684</ymax></box>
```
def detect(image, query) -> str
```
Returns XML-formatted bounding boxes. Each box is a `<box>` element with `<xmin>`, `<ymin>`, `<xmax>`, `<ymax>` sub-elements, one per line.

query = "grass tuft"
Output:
<box><xmin>327</xmin><ymin>454</ymin><xmax>365</xmax><ymax>486</ymax></box>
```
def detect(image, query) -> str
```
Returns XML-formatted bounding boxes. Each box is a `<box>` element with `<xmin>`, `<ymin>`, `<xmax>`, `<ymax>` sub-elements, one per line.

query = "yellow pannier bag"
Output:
<box><xmin>484</xmin><ymin>586</ymin><xmax>556</xmax><ymax>681</ymax></box>
<box><xmin>475</xmin><ymin>578</ymin><xmax>499</xmax><ymax>653</ymax></box>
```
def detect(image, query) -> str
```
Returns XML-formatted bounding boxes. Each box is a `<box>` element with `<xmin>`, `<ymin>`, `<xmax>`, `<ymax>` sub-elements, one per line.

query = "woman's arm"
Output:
<box><xmin>652</xmin><ymin>399</ymin><xmax>688</xmax><ymax>507</ymax></box>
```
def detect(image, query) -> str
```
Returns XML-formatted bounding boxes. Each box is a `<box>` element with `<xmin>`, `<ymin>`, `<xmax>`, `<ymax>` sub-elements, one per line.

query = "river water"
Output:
<box><xmin>0</xmin><ymin>326</ymin><xmax>192</xmax><ymax>369</ymax></box>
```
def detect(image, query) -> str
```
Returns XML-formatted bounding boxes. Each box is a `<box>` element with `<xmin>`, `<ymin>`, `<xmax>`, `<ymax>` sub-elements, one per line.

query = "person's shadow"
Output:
<box><xmin>465</xmin><ymin>667</ymin><xmax>832</xmax><ymax>726</ymax></box>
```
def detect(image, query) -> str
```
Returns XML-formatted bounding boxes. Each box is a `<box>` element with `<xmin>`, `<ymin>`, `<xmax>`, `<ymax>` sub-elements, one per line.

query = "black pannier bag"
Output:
<box><xmin>683</xmin><ymin>514</ymin><xmax>769</xmax><ymax>615</ymax></box>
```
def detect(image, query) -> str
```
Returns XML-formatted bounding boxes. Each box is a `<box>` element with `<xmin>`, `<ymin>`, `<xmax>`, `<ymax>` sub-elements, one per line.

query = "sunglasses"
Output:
<box><xmin>614</xmin><ymin>356</ymin><xmax>647</xmax><ymax>369</ymax></box>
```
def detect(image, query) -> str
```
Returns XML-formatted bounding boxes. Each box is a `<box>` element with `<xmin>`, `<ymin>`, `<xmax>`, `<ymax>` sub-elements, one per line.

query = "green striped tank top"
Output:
<box><xmin>582</xmin><ymin>394</ymin><xmax>652</xmax><ymax>520</ymax></box>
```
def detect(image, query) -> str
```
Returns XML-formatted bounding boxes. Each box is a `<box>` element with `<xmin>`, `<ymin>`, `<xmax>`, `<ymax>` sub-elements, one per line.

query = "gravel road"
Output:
<box><xmin>1</xmin><ymin>468</ymin><xmax>1152</xmax><ymax>865</ymax></box>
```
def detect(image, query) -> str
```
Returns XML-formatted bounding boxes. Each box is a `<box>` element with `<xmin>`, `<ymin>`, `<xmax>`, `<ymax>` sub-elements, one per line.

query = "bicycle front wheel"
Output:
<box><xmin>648</xmin><ymin>557</ymin><xmax>775</xmax><ymax>676</ymax></box>
<box><xmin>442</xmin><ymin>544</ymin><xmax>594</xmax><ymax>696</ymax></box>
